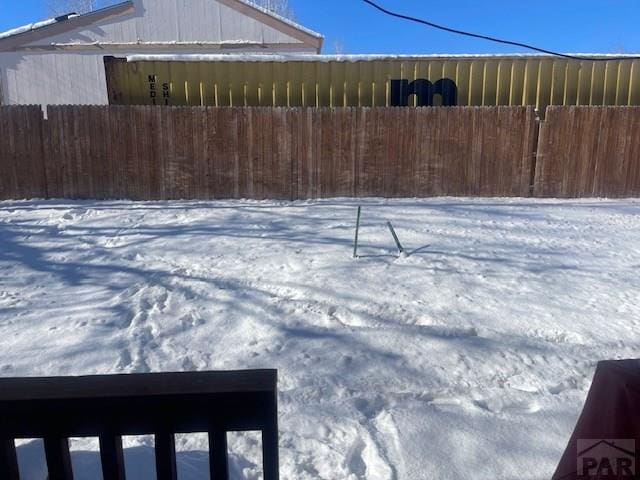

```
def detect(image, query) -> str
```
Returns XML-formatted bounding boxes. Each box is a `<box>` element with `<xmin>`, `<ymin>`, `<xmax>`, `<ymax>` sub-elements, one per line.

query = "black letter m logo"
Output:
<box><xmin>390</xmin><ymin>78</ymin><xmax>458</xmax><ymax>106</ymax></box>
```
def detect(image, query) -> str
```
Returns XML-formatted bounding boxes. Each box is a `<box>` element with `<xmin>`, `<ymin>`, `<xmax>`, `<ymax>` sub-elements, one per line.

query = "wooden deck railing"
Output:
<box><xmin>0</xmin><ymin>370</ymin><xmax>279</xmax><ymax>480</ymax></box>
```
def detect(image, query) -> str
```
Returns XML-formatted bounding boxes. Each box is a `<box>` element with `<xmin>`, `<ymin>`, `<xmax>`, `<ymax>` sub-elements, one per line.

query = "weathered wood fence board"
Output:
<box><xmin>2</xmin><ymin>105</ymin><xmax>639</xmax><ymax>200</ymax></box>
<box><xmin>534</xmin><ymin>106</ymin><xmax>640</xmax><ymax>197</ymax></box>
<box><xmin>294</xmin><ymin>106</ymin><xmax>537</xmax><ymax>198</ymax></box>
<box><xmin>0</xmin><ymin>106</ymin><xmax>47</xmax><ymax>200</ymax></box>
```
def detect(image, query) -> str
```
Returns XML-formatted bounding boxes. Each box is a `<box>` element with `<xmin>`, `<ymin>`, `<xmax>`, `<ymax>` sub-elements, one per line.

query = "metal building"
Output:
<box><xmin>0</xmin><ymin>0</ymin><xmax>323</xmax><ymax>106</ymax></box>
<box><xmin>105</xmin><ymin>54</ymin><xmax>640</xmax><ymax>112</ymax></box>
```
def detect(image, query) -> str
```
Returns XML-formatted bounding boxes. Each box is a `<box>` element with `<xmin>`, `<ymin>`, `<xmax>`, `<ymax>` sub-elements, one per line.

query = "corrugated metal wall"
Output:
<box><xmin>105</xmin><ymin>56</ymin><xmax>640</xmax><ymax>111</ymax></box>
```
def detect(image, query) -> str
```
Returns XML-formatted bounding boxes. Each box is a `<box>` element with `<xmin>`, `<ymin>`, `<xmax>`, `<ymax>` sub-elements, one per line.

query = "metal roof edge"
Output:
<box><xmin>0</xmin><ymin>1</ymin><xmax>135</xmax><ymax>51</ymax></box>
<box><xmin>125</xmin><ymin>52</ymin><xmax>640</xmax><ymax>63</ymax></box>
<box><xmin>217</xmin><ymin>0</ymin><xmax>324</xmax><ymax>51</ymax></box>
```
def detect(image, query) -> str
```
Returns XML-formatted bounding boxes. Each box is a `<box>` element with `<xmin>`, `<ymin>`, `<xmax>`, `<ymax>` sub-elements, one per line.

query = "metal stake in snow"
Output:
<box><xmin>353</xmin><ymin>206</ymin><xmax>362</xmax><ymax>258</ymax></box>
<box><xmin>387</xmin><ymin>221</ymin><xmax>405</xmax><ymax>256</ymax></box>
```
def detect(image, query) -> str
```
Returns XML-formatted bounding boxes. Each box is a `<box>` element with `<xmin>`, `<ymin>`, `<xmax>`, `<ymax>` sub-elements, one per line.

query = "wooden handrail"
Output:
<box><xmin>0</xmin><ymin>370</ymin><xmax>279</xmax><ymax>480</ymax></box>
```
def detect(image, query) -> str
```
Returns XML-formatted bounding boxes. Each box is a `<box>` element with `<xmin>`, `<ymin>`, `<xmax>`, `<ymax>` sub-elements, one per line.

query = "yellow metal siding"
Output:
<box><xmin>630</xmin><ymin>61</ymin><xmax>640</xmax><ymax>104</ymax></box>
<box><xmin>105</xmin><ymin>57</ymin><xmax>640</xmax><ymax>111</ymax></box>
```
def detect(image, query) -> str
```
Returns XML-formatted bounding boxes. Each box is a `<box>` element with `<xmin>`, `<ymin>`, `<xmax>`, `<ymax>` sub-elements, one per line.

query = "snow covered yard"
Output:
<box><xmin>0</xmin><ymin>197</ymin><xmax>639</xmax><ymax>480</ymax></box>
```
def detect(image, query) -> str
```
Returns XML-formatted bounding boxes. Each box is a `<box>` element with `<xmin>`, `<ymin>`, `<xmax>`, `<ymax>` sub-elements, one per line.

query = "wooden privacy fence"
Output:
<box><xmin>535</xmin><ymin>106</ymin><xmax>640</xmax><ymax>197</ymax></box>
<box><xmin>0</xmin><ymin>105</ymin><xmax>536</xmax><ymax>200</ymax></box>
<box><xmin>0</xmin><ymin>105</ymin><xmax>639</xmax><ymax>200</ymax></box>
<box><xmin>0</xmin><ymin>106</ymin><xmax>48</xmax><ymax>200</ymax></box>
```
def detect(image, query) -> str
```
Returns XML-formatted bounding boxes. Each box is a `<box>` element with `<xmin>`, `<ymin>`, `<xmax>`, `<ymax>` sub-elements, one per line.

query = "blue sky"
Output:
<box><xmin>2</xmin><ymin>0</ymin><xmax>639</xmax><ymax>55</ymax></box>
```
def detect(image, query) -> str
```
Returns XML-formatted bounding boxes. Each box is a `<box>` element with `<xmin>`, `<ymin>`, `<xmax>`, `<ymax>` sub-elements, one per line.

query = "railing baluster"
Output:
<box><xmin>99</xmin><ymin>434</ymin><xmax>126</xmax><ymax>480</ymax></box>
<box><xmin>262</xmin><ymin>391</ymin><xmax>280</xmax><ymax>480</ymax></box>
<box><xmin>262</xmin><ymin>425</ymin><xmax>279</xmax><ymax>480</ymax></box>
<box><xmin>44</xmin><ymin>436</ymin><xmax>74</xmax><ymax>480</ymax></box>
<box><xmin>154</xmin><ymin>432</ymin><xmax>177</xmax><ymax>480</ymax></box>
<box><xmin>209</xmin><ymin>430</ymin><xmax>229</xmax><ymax>480</ymax></box>
<box><xmin>0</xmin><ymin>436</ymin><xmax>20</xmax><ymax>480</ymax></box>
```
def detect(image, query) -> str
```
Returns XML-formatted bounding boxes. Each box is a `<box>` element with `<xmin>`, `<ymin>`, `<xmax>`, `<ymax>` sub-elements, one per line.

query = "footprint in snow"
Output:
<box><xmin>548</xmin><ymin>375</ymin><xmax>587</xmax><ymax>395</ymax></box>
<box><xmin>61</xmin><ymin>208</ymin><xmax>88</xmax><ymax>221</ymax></box>
<box><xmin>353</xmin><ymin>396</ymin><xmax>387</xmax><ymax>420</ymax></box>
<box><xmin>345</xmin><ymin>439</ymin><xmax>367</xmax><ymax>478</ymax></box>
<box><xmin>418</xmin><ymin>324</ymin><xmax>479</xmax><ymax>339</ymax></box>
<box><xmin>473</xmin><ymin>397</ymin><xmax>541</xmax><ymax>414</ymax></box>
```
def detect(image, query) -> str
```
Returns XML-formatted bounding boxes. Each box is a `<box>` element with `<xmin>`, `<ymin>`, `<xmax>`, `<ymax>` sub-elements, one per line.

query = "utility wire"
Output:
<box><xmin>362</xmin><ymin>0</ymin><xmax>640</xmax><ymax>61</ymax></box>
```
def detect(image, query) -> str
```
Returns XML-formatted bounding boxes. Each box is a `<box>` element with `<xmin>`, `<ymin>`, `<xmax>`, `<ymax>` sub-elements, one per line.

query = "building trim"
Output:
<box><xmin>10</xmin><ymin>42</ymin><xmax>316</xmax><ymax>53</ymax></box>
<box><xmin>0</xmin><ymin>2</ymin><xmax>135</xmax><ymax>52</ymax></box>
<box><xmin>216</xmin><ymin>0</ymin><xmax>323</xmax><ymax>52</ymax></box>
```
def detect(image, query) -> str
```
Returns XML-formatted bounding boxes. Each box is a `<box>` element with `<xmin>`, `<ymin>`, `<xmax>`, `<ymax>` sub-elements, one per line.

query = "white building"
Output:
<box><xmin>0</xmin><ymin>0</ymin><xmax>323</xmax><ymax>106</ymax></box>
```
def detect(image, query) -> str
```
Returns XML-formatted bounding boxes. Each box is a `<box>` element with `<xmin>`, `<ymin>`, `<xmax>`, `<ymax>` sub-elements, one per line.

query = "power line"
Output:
<box><xmin>361</xmin><ymin>0</ymin><xmax>640</xmax><ymax>62</ymax></box>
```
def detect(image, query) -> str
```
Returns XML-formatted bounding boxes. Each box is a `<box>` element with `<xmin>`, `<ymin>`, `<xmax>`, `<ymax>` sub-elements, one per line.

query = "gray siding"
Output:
<box><xmin>23</xmin><ymin>0</ymin><xmax>309</xmax><ymax>46</ymax></box>
<box><xmin>0</xmin><ymin>0</ymin><xmax>320</xmax><ymax>105</ymax></box>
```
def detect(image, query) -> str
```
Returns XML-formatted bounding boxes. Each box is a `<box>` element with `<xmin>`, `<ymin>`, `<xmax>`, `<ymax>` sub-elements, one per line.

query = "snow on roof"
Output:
<box><xmin>238</xmin><ymin>0</ymin><xmax>323</xmax><ymax>40</ymax></box>
<box><xmin>0</xmin><ymin>16</ymin><xmax>78</xmax><ymax>41</ymax></box>
<box><xmin>126</xmin><ymin>52</ymin><xmax>640</xmax><ymax>63</ymax></box>
<box><xmin>0</xmin><ymin>1</ymin><xmax>132</xmax><ymax>43</ymax></box>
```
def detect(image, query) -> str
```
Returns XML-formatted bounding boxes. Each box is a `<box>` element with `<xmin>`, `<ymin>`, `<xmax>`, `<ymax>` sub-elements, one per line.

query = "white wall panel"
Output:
<box><xmin>0</xmin><ymin>0</ymin><xmax>320</xmax><ymax>105</ymax></box>
<box><xmin>24</xmin><ymin>0</ymin><xmax>308</xmax><ymax>46</ymax></box>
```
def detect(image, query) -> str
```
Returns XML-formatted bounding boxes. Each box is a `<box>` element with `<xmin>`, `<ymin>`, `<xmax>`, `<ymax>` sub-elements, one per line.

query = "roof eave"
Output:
<box><xmin>217</xmin><ymin>0</ymin><xmax>323</xmax><ymax>52</ymax></box>
<box><xmin>0</xmin><ymin>1</ymin><xmax>135</xmax><ymax>52</ymax></box>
